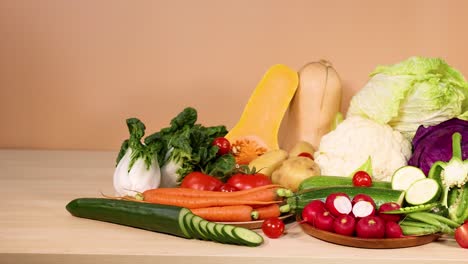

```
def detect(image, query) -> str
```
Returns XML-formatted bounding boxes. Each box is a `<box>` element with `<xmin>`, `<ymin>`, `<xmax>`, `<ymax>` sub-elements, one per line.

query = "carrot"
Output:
<box><xmin>251</xmin><ymin>204</ymin><xmax>291</xmax><ymax>220</ymax></box>
<box><xmin>252</xmin><ymin>204</ymin><xmax>281</xmax><ymax>220</ymax></box>
<box><xmin>191</xmin><ymin>205</ymin><xmax>253</xmax><ymax>222</ymax></box>
<box><xmin>142</xmin><ymin>193</ymin><xmax>281</xmax><ymax>209</ymax></box>
<box><xmin>143</xmin><ymin>184</ymin><xmax>281</xmax><ymax>199</ymax></box>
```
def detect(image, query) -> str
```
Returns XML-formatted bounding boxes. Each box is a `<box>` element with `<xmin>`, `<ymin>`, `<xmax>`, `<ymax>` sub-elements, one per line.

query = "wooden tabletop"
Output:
<box><xmin>1</xmin><ymin>150</ymin><xmax>467</xmax><ymax>263</ymax></box>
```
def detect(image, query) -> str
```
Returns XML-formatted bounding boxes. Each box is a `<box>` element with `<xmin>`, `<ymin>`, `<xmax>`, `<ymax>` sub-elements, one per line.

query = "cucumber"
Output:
<box><xmin>222</xmin><ymin>225</ymin><xmax>241</xmax><ymax>245</ymax></box>
<box><xmin>298</xmin><ymin>176</ymin><xmax>391</xmax><ymax>191</ymax></box>
<box><xmin>66</xmin><ymin>198</ymin><xmax>192</xmax><ymax>238</ymax></box>
<box><xmin>391</xmin><ymin>166</ymin><xmax>426</xmax><ymax>191</ymax></box>
<box><xmin>189</xmin><ymin>215</ymin><xmax>209</xmax><ymax>240</ymax></box>
<box><xmin>287</xmin><ymin>186</ymin><xmax>405</xmax><ymax>212</ymax></box>
<box><xmin>183</xmin><ymin>212</ymin><xmax>196</xmax><ymax>238</ymax></box>
<box><xmin>405</xmin><ymin>178</ymin><xmax>441</xmax><ymax>205</ymax></box>
<box><xmin>233</xmin><ymin>227</ymin><xmax>264</xmax><ymax>247</ymax></box>
<box><xmin>66</xmin><ymin>198</ymin><xmax>263</xmax><ymax>247</ymax></box>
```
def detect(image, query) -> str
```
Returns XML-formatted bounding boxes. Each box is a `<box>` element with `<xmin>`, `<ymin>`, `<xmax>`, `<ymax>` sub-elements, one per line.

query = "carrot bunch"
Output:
<box><xmin>140</xmin><ymin>184</ymin><xmax>292</xmax><ymax>222</ymax></box>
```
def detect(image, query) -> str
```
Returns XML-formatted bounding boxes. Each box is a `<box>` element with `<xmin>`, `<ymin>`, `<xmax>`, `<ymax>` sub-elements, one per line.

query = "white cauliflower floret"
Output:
<box><xmin>314</xmin><ymin>116</ymin><xmax>412</xmax><ymax>181</ymax></box>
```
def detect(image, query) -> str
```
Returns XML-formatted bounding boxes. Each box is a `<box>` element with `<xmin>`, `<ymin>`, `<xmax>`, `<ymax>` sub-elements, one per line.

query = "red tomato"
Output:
<box><xmin>212</xmin><ymin>137</ymin><xmax>231</xmax><ymax>155</ymax></box>
<box><xmin>352</xmin><ymin>171</ymin><xmax>373</xmax><ymax>187</ymax></box>
<box><xmin>180</xmin><ymin>172</ymin><xmax>223</xmax><ymax>191</ymax></box>
<box><xmin>227</xmin><ymin>173</ymin><xmax>272</xmax><ymax>190</ymax></box>
<box><xmin>217</xmin><ymin>183</ymin><xmax>239</xmax><ymax>192</ymax></box>
<box><xmin>261</xmin><ymin>217</ymin><xmax>285</xmax><ymax>239</ymax></box>
<box><xmin>298</xmin><ymin>152</ymin><xmax>314</xmax><ymax>160</ymax></box>
<box><xmin>455</xmin><ymin>222</ymin><xmax>468</xmax><ymax>248</ymax></box>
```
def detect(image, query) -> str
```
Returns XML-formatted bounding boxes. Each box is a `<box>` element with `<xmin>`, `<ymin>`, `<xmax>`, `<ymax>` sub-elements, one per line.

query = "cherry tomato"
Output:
<box><xmin>352</xmin><ymin>171</ymin><xmax>372</xmax><ymax>187</ymax></box>
<box><xmin>227</xmin><ymin>173</ymin><xmax>272</xmax><ymax>190</ymax></box>
<box><xmin>298</xmin><ymin>152</ymin><xmax>314</xmax><ymax>160</ymax></box>
<box><xmin>212</xmin><ymin>137</ymin><xmax>231</xmax><ymax>155</ymax></box>
<box><xmin>180</xmin><ymin>171</ymin><xmax>223</xmax><ymax>191</ymax></box>
<box><xmin>261</xmin><ymin>217</ymin><xmax>285</xmax><ymax>239</ymax></box>
<box><xmin>217</xmin><ymin>183</ymin><xmax>239</xmax><ymax>192</ymax></box>
<box><xmin>455</xmin><ymin>222</ymin><xmax>468</xmax><ymax>248</ymax></box>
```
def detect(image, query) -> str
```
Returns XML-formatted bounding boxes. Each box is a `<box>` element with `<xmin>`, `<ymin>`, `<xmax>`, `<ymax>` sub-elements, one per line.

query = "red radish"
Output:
<box><xmin>356</xmin><ymin>216</ymin><xmax>385</xmax><ymax>238</ymax></box>
<box><xmin>378</xmin><ymin>202</ymin><xmax>402</xmax><ymax>223</ymax></box>
<box><xmin>351</xmin><ymin>194</ymin><xmax>376</xmax><ymax>208</ymax></box>
<box><xmin>325</xmin><ymin>193</ymin><xmax>352</xmax><ymax>217</ymax></box>
<box><xmin>315</xmin><ymin>211</ymin><xmax>335</xmax><ymax>232</ymax></box>
<box><xmin>385</xmin><ymin>221</ymin><xmax>404</xmax><ymax>238</ymax></box>
<box><xmin>352</xmin><ymin>200</ymin><xmax>375</xmax><ymax>218</ymax></box>
<box><xmin>333</xmin><ymin>214</ymin><xmax>356</xmax><ymax>236</ymax></box>
<box><xmin>301</xmin><ymin>200</ymin><xmax>326</xmax><ymax>226</ymax></box>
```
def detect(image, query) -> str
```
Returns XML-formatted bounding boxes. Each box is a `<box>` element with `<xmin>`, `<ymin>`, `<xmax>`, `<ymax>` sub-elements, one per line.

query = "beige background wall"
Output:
<box><xmin>1</xmin><ymin>0</ymin><xmax>467</xmax><ymax>150</ymax></box>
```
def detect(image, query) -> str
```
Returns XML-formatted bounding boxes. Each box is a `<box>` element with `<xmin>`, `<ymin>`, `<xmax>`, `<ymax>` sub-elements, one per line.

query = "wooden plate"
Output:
<box><xmin>298</xmin><ymin>215</ymin><xmax>441</xmax><ymax>249</ymax></box>
<box><xmin>217</xmin><ymin>214</ymin><xmax>294</xmax><ymax>229</ymax></box>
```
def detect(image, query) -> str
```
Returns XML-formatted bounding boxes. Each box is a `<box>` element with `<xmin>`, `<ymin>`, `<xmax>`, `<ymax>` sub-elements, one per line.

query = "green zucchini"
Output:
<box><xmin>66</xmin><ymin>198</ymin><xmax>264</xmax><ymax>247</ymax></box>
<box><xmin>287</xmin><ymin>186</ymin><xmax>405</xmax><ymax>212</ymax></box>
<box><xmin>405</xmin><ymin>178</ymin><xmax>441</xmax><ymax>205</ymax></box>
<box><xmin>298</xmin><ymin>176</ymin><xmax>391</xmax><ymax>191</ymax></box>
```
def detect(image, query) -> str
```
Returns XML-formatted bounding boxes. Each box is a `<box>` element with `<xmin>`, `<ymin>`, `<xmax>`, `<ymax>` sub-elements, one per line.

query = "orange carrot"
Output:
<box><xmin>142</xmin><ymin>192</ymin><xmax>280</xmax><ymax>209</ymax></box>
<box><xmin>191</xmin><ymin>205</ymin><xmax>253</xmax><ymax>222</ymax></box>
<box><xmin>143</xmin><ymin>184</ymin><xmax>281</xmax><ymax>199</ymax></box>
<box><xmin>252</xmin><ymin>204</ymin><xmax>281</xmax><ymax>220</ymax></box>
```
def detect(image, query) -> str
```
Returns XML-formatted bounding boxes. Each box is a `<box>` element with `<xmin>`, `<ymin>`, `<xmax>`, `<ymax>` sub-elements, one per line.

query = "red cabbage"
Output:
<box><xmin>408</xmin><ymin>118</ymin><xmax>468</xmax><ymax>175</ymax></box>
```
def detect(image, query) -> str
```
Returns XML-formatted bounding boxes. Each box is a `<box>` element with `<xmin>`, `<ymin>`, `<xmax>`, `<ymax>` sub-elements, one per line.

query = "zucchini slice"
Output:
<box><xmin>391</xmin><ymin>166</ymin><xmax>426</xmax><ymax>191</ymax></box>
<box><xmin>405</xmin><ymin>178</ymin><xmax>441</xmax><ymax>205</ymax></box>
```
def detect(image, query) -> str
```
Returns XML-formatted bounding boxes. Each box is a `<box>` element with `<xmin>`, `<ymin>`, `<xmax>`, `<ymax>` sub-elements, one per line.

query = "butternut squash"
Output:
<box><xmin>280</xmin><ymin>60</ymin><xmax>342</xmax><ymax>151</ymax></box>
<box><xmin>226</xmin><ymin>64</ymin><xmax>299</xmax><ymax>164</ymax></box>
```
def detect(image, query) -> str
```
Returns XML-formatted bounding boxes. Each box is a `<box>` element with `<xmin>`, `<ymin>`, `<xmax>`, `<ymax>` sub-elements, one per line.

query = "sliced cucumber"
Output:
<box><xmin>391</xmin><ymin>166</ymin><xmax>426</xmax><ymax>191</ymax></box>
<box><xmin>222</xmin><ymin>225</ymin><xmax>241</xmax><ymax>245</ymax></box>
<box><xmin>405</xmin><ymin>178</ymin><xmax>441</xmax><ymax>205</ymax></box>
<box><xmin>205</xmin><ymin>221</ymin><xmax>224</xmax><ymax>243</ymax></box>
<box><xmin>232</xmin><ymin>227</ymin><xmax>264</xmax><ymax>247</ymax></box>
<box><xmin>190</xmin><ymin>215</ymin><xmax>209</xmax><ymax>240</ymax></box>
<box><xmin>182</xmin><ymin>213</ymin><xmax>195</xmax><ymax>239</ymax></box>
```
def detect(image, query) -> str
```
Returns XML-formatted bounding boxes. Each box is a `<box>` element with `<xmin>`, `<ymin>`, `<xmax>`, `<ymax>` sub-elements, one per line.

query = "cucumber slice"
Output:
<box><xmin>222</xmin><ymin>225</ymin><xmax>241</xmax><ymax>245</ymax></box>
<box><xmin>391</xmin><ymin>166</ymin><xmax>426</xmax><ymax>191</ymax></box>
<box><xmin>232</xmin><ymin>227</ymin><xmax>264</xmax><ymax>247</ymax></box>
<box><xmin>405</xmin><ymin>178</ymin><xmax>441</xmax><ymax>205</ymax></box>
<box><xmin>190</xmin><ymin>215</ymin><xmax>209</xmax><ymax>240</ymax></box>
<box><xmin>214</xmin><ymin>223</ymin><xmax>229</xmax><ymax>242</ymax></box>
<box><xmin>205</xmin><ymin>222</ymin><xmax>224</xmax><ymax>243</ymax></box>
<box><xmin>182</xmin><ymin>213</ymin><xmax>195</xmax><ymax>239</ymax></box>
<box><xmin>198</xmin><ymin>220</ymin><xmax>213</xmax><ymax>241</ymax></box>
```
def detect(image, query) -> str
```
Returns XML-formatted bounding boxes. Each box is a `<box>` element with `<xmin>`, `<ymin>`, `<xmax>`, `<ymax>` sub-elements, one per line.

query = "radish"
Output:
<box><xmin>333</xmin><ymin>214</ymin><xmax>356</xmax><ymax>236</ymax></box>
<box><xmin>325</xmin><ymin>192</ymin><xmax>352</xmax><ymax>217</ymax></box>
<box><xmin>351</xmin><ymin>194</ymin><xmax>376</xmax><ymax>208</ymax></box>
<box><xmin>300</xmin><ymin>200</ymin><xmax>326</xmax><ymax>226</ymax></box>
<box><xmin>385</xmin><ymin>221</ymin><xmax>404</xmax><ymax>238</ymax></box>
<box><xmin>315</xmin><ymin>211</ymin><xmax>335</xmax><ymax>232</ymax></box>
<box><xmin>352</xmin><ymin>200</ymin><xmax>375</xmax><ymax>218</ymax></box>
<box><xmin>378</xmin><ymin>202</ymin><xmax>402</xmax><ymax>223</ymax></box>
<box><xmin>356</xmin><ymin>216</ymin><xmax>385</xmax><ymax>238</ymax></box>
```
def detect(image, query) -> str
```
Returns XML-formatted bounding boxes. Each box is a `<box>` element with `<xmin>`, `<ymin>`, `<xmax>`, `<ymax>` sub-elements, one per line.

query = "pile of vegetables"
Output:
<box><xmin>67</xmin><ymin>56</ymin><xmax>468</xmax><ymax>249</ymax></box>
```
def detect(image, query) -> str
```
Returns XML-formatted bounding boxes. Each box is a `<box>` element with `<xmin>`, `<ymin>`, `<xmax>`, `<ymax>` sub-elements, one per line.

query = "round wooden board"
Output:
<box><xmin>217</xmin><ymin>214</ymin><xmax>294</xmax><ymax>229</ymax></box>
<box><xmin>298</xmin><ymin>215</ymin><xmax>441</xmax><ymax>249</ymax></box>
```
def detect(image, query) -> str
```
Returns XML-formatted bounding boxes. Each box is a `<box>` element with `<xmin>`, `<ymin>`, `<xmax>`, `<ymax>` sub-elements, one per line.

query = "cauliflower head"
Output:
<box><xmin>314</xmin><ymin>116</ymin><xmax>412</xmax><ymax>181</ymax></box>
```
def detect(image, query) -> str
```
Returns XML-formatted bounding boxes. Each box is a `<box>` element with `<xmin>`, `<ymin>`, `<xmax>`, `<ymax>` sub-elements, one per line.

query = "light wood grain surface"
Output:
<box><xmin>1</xmin><ymin>150</ymin><xmax>467</xmax><ymax>264</ymax></box>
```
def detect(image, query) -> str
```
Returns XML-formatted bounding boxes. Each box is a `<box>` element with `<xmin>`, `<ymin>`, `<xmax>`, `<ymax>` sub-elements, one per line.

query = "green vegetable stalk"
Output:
<box><xmin>428</xmin><ymin>132</ymin><xmax>468</xmax><ymax>224</ymax></box>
